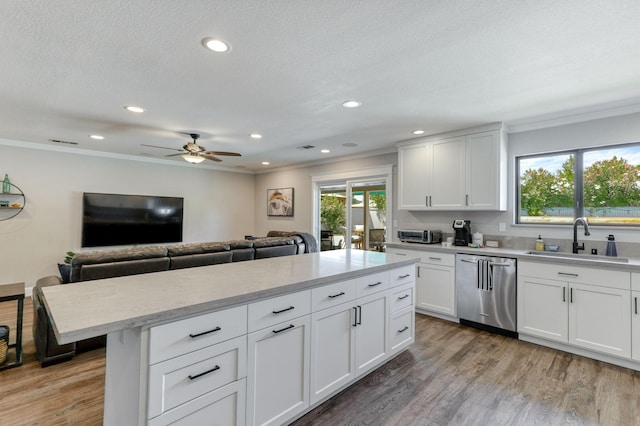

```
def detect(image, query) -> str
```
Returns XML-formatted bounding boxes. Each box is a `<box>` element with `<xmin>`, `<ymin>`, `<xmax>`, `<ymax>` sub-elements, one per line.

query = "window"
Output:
<box><xmin>517</xmin><ymin>143</ymin><xmax>640</xmax><ymax>225</ymax></box>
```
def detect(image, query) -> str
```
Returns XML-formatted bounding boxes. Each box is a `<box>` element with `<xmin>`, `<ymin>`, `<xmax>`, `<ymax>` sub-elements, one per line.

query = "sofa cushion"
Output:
<box><xmin>170</xmin><ymin>251</ymin><xmax>233</xmax><ymax>269</ymax></box>
<box><xmin>70</xmin><ymin>246</ymin><xmax>168</xmax><ymax>282</ymax></box>
<box><xmin>79</xmin><ymin>257</ymin><xmax>170</xmax><ymax>281</ymax></box>
<box><xmin>167</xmin><ymin>242</ymin><xmax>230</xmax><ymax>256</ymax></box>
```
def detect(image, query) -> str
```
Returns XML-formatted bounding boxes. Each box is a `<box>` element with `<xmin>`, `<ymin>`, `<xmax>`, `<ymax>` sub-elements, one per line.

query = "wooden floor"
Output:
<box><xmin>2</xmin><ymin>300</ymin><xmax>640</xmax><ymax>426</ymax></box>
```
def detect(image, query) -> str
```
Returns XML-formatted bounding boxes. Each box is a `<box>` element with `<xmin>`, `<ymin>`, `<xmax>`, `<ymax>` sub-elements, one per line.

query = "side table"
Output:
<box><xmin>0</xmin><ymin>282</ymin><xmax>24</xmax><ymax>370</ymax></box>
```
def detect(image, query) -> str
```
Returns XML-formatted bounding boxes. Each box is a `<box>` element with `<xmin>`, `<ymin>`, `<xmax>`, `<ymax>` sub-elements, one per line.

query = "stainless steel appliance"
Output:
<box><xmin>456</xmin><ymin>253</ymin><xmax>517</xmax><ymax>336</ymax></box>
<box><xmin>397</xmin><ymin>229</ymin><xmax>442</xmax><ymax>244</ymax></box>
<box><xmin>453</xmin><ymin>219</ymin><xmax>471</xmax><ymax>246</ymax></box>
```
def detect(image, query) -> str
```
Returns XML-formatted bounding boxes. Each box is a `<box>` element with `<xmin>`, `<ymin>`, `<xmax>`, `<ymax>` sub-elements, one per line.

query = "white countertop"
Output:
<box><xmin>386</xmin><ymin>242</ymin><xmax>640</xmax><ymax>270</ymax></box>
<box><xmin>42</xmin><ymin>250</ymin><xmax>419</xmax><ymax>345</ymax></box>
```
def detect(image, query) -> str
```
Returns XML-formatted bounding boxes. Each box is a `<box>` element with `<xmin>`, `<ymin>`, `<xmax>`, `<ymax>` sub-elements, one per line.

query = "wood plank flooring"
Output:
<box><xmin>2</xmin><ymin>299</ymin><xmax>640</xmax><ymax>425</ymax></box>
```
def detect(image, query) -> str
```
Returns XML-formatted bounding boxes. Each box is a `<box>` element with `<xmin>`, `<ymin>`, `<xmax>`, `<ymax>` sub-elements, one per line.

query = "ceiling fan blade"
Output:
<box><xmin>141</xmin><ymin>144</ymin><xmax>183</xmax><ymax>152</ymax></box>
<box><xmin>203</xmin><ymin>151</ymin><xmax>242</xmax><ymax>157</ymax></box>
<box><xmin>200</xmin><ymin>153</ymin><xmax>223</xmax><ymax>162</ymax></box>
<box><xmin>165</xmin><ymin>153</ymin><xmax>186</xmax><ymax>157</ymax></box>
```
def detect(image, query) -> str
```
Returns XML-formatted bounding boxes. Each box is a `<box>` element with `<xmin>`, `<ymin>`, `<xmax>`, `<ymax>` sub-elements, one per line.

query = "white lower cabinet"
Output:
<box><xmin>354</xmin><ymin>291</ymin><xmax>389</xmax><ymax>375</ymax></box>
<box><xmin>518</xmin><ymin>261</ymin><xmax>631</xmax><ymax>359</ymax></box>
<box><xmin>416</xmin><ymin>254</ymin><xmax>456</xmax><ymax>317</ymax></box>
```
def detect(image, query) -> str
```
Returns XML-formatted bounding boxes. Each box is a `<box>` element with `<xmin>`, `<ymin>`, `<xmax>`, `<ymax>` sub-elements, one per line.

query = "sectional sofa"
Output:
<box><xmin>32</xmin><ymin>232</ymin><xmax>317</xmax><ymax>367</ymax></box>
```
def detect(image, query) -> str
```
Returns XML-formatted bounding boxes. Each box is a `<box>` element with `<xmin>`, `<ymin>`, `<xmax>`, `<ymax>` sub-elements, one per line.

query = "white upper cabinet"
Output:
<box><xmin>398</xmin><ymin>124</ymin><xmax>507</xmax><ymax>211</ymax></box>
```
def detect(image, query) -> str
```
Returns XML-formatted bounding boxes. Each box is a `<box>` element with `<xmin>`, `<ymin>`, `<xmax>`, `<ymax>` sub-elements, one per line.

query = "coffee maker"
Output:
<box><xmin>453</xmin><ymin>219</ymin><xmax>471</xmax><ymax>246</ymax></box>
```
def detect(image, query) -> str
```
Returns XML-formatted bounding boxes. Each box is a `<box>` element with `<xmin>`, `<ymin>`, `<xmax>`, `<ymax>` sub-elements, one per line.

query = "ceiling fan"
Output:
<box><xmin>142</xmin><ymin>133</ymin><xmax>241</xmax><ymax>164</ymax></box>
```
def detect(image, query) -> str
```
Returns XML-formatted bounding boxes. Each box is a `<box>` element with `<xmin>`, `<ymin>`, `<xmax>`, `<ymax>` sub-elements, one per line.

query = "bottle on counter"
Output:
<box><xmin>535</xmin><ymin>235</ymin><xmax>545</xmax><ymax>251</ymax></box>
<box><xmin>606</xmin><ymin>234</ymin><xmax>617</xmax><ymax>257</ymax></box>
<box><xmin>2</xmin><ymin>174</ymin><xmax>9</xmax><ymax>193</ymax></box>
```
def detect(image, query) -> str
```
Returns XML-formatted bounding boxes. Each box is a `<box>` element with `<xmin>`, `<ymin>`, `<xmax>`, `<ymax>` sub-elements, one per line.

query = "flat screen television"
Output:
<box><xmin>81</xmin><ymin>192</ymin><xmax>184</xmax><ymax>247</ymax></box>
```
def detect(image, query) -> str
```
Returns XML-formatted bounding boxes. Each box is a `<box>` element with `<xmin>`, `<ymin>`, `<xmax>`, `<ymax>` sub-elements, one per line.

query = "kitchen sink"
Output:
<box><xmin>525</xmin><ymin>251</ymin><xmax>629</xmax><ymax>263</ymax></box>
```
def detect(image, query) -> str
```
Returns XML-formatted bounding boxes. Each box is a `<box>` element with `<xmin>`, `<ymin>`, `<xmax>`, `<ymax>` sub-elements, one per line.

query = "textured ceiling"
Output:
<box><xmin>2</xmin><ymin>0</ymin><xmax>640</xmax><ymax>171</ymax></box>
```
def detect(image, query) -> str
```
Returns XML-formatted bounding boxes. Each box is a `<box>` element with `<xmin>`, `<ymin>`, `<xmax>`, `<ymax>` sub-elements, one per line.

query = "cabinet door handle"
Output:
<box><xmin>368</xmin><ymin>281</ymin><xmax>383</xmax><ymax>287</ymax></box>
<box><xmin>188</xmin><ymin>365</ymin><xmax>220</xmax><ymax>380</ymax></box>
<box><xmin>398</xmin><ymin>326</ymin><xmax>409</xmax><ymax>333</ymax></box>
<box><xmin>465</xmin><ymin>194</ymin><xmax>469</xmax><ymax>206</ymax></box>
<box><xmin>562</xmin><ymin>287</ymin><xmax>566</xmax><ymax>302</ymax></box>
<box><xmin>398</xmin><ymin>274</ymin><xmax>411</xmax><ymax>278</ymax></box>
<box><xmin>635</xmin><ymin>297</ymin><xmax>638</xmax><ymax>315</ymax></box>
<box><xmin>328</xmin><ymin>291</ymin><xmax>345</xmax><ymax>299</ymax></box>
<box><xmin>425</xmin><ymin>196</ymin><xmax>429</xmax><ymax>207</ymax></box>
<box><xmin>558</xmin><ymin>272</ymin><xmax>579</xmax><ymax>277</ymax></box>
<box><xmin>570</xmin><ymin>288</ymin><xmax>574</xmax><ymax>303</ymax></box>
<box><xmin>353</xmin><ymin>306</ymin><xmax>358</xmax><ymax>327</ymax></box>
<box><xmin>272</xmin><ymin>306</ymin><xmax>295</xmax><ymax>314</ymax></box>
<box><xmin>189</xmin><ymin>326</ymin><xmax>221</xmax><ymax>339</ymax></box>
<box><xmin>398</xmin><ymin>294</ymin><xmax>410</xmax><ymax>300</ymax></box>
<box><xmin>357</xmin><ymin>305</ymin><xmax>362</xmax><ymax>325</ymax></box>
<box><xmin>272</xmin><ymin>324</ymin><xmax>295</xmax><ymax>334</ymax></box>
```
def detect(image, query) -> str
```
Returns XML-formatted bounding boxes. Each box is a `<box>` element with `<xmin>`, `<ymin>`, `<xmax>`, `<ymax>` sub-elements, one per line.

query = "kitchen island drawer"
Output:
<box><xmin>389</xmin><ymin>306</ymin><xmax>414</xmax><ymax>353</ymax></box>
<box><xmin>311</xmin><ymin>279</ymin><xmax>356</xmax><ymax>312</ymax></box>
<box><xmin>519</xmin><ymin>261</ymin><xmax>630</xmax><ymax>290</ymax></box>
<box><xmin>248</xmin><ymin>289</ymin><xmax>311</xmax><ymax>332</ymax></box>
<box><xmin>389</xmin><ymin>265</ymin><xmax>415</xmax><ymax>288</ymax></box>
<box><xmin>149</xmin><ymin>305</ymin><xmax>247</xmax><ymax>364</ymax></box>
<box><xmin>148</xmin><ymin>336</ymin><xmax>247</xmax><ymax>419</ymax></box>
<box><xmin>355</xmin><ymin>271</ymin><xmax>389</xmax><ymax>297</ymax></box>
<box><xmin>390</xmin><ymin>283</ymin><xmax>414</xmax><ymax>313</ymax></box>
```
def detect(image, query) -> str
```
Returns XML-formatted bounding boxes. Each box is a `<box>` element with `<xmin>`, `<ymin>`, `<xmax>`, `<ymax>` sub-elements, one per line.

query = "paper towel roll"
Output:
<box><xmin>472</xmin><ymin>232</ymin><xmax>483</xmax><ymax>245</ymax></box>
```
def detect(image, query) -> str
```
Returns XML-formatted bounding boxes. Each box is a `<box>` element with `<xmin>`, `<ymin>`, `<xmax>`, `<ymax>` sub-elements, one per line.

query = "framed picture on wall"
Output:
<box><xmin>267</xmin><ymin>187</ymin><xmax>294</xmax><ymax>217</ymax></box>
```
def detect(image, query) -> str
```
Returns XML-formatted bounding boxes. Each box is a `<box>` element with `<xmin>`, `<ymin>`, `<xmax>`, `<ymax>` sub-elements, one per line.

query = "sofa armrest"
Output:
<box><xmin>36</xmin><ymin>275</ymin><xmax>63</xmax><ymax>289</ymax></box>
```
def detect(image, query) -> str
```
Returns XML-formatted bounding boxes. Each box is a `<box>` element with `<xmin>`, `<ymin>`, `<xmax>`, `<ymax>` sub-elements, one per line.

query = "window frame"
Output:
<box><xmin>516</xmin><ymin>142</ymin><xmax>640</xmax><ymax>226</ymax></box>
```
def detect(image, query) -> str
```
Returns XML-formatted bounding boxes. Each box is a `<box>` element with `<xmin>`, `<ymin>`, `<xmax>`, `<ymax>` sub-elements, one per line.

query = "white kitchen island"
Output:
<box><xmin>41</xmin><ymin>249</ymin><xmax>418</xmax><ymax>426</ymax></box>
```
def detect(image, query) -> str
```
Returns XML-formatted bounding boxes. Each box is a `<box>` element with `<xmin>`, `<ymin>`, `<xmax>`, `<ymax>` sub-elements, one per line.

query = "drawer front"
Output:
<box><xmin>389</xmin><ymin>265</ymin><xmax>415</xmax><ymax>288</ymax></box>
<box><xmin>148</xmin><ymin>378</ymin><xmax>246</xmax><ymax>426</ymax></box>
<box><xmin>390</xmin><ymin>283</ymin><xmax>414</xmax><ymax>313</ymax></box>
<box><xmin>311</xmin><ymin>279</ymin><xmax>356</xmax><ymax>312</ymax></box>
<box><xmin>355</xmin><ymin>271</ymin><xmax>390</xmax><ymax>298</ymax></box>
<box><xmin>149</xmin><ymin>305</ymin><xmax>247</xmax><ymax>365</ymax></box>
<box><xmin>248</xmin><ymin>290</ymin><xmax>311</xmax><ymax>332</ymax></box>
<box><xmin>148</xmin><ymin>336</ymin><xmax>247</xmax><ymax>419</ymax></box>
<box><xmin>390</xmin><ymin>306</ymin><xmax>414</xmax><ymax>353</ymax></box>
<box><xmin>420</xmin><ymin>252</ymin><xmax>455</xmax><ymax>267</ymax></box>
<box><xmin>519</xmin><ymin>261</ymin><xmax>630</xmax><ymax>290</ymax></box>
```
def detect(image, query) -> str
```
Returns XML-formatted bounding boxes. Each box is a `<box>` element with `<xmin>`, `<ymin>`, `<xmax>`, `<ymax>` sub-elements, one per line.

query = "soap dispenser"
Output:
<box><xmin>606</xmin><ymin>234</ymin><xmax>617</xmax><ymax>257</ymax></box>
<box><xmin>535</xmin><ymin>235</ymin><xmax>545</xmax><ymax>251</ymax></box>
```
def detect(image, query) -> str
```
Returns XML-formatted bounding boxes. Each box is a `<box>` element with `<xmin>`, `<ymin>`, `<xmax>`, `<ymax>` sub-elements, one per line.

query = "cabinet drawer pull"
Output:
<box><xmin>328</xmin><ymin>292</ymin><xmax>345</xmax><ymax>299</ymax></box>
<box><xmin>272</xmin><ymin>324</ymin><xmax>295</xmax><ymax>334</ymax></box>
<box><xmin>272</xmin><ymin>306</ymin><xmax>295</xmax><ymax>314</ymax></box>
<box><xmin>368</xmin><ymin>281</ymin><xmax>383</xmax><ymax>287</ymax></box>
<box><xmin>398</xmin><ymin>294</ymin><xmax>410</xmax><ymax>300</ymax></box>
<box><xmin>189</xmin><ymin>326</ymin><xmax>221</xmax><ymax>339</ymax></box>
<box><xmin>395</xmin><ymin>253</ymin><xmax>407</xmax><ymax>256</ymax></box>
<box><xmin>428</xmin><ymin>257</ymin><xmax>441</xmax><ymax>261</ymax></box>
<box><xmin>188</xmin><ymin>365</ymin><xmax>220</xmax><ymax>380</ymax></box>
<box><xmin>557</xmin><ymin>272</ymin><xmax>579</xmax><ymax>277</ymax></box>
<box><xmin>398</xmin><ymin>273</ymin><xmax>411</xmax><ymax>278</ymax></box>
<box><xmin>398</xmin><ymin>326</ymin><xmax>409</xmax><ymax>333</ymax></box>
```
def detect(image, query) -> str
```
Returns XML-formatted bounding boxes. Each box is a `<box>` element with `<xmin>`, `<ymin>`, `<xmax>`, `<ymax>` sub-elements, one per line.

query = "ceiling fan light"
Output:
<box><xmin>182</xmin><ymin>154</ymin><xmax>205</xmax><ymax>164</ymax></box>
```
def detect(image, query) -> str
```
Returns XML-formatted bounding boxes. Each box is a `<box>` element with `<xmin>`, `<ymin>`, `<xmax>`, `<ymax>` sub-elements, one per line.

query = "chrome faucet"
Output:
<box><xmin>572</xmin><ymin>217</ymin><xmax>591</xmax><ymax>254</ymax></box>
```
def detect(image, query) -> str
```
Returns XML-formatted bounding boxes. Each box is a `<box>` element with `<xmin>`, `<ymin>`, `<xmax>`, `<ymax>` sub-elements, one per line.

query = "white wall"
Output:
<box><xmin>254</xmin><ymin>153</ymin><xmax>397</xmax><ymax>236</ymax></box>
<box><xmin>0</xmin><ymin>143</ymin><xmax>255</xmax><ymax>291</ymax></box>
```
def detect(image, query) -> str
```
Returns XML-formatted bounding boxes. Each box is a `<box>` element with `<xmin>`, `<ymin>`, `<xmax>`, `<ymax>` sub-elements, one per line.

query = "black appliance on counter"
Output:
<box><xmin>453</xmin><ymin>219</ymin><xmax>471</xmax><ymax>246</ymax></box>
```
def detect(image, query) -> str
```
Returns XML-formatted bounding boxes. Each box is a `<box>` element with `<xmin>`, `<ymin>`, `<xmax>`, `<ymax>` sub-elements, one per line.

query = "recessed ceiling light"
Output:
<box><xmin>321</xmin><ymin>149</ymin><xmax>330</xmax><ymax>153</ymax></box>
<box><xmin>202</xmin><ymin>37</ymin><xmax>231</xmax><ymax>53</ymax></box>
<box><xmin>262</xmin><ymin>161</ymin><xmax>270</xmax><ymax>165</ymax></box>
<box><xmin>412</xmin><ymin>130</ymin><xmax>425</xmax><ymax>135</ymax></box>
<box><xmin>89</xmin><ymin>134</ymin><xmax>104</xmax><ymax>140</ymax></box>
<box><xmin>250</xmin><ymin>133</ymin><xmax>262</xmax><ymax>139</ymax></box>
<box><xmin>124</xmin><ymin>106</ymin><xmax>145</xmax><ymax>113</ymax></box>
<box><xmin>342</xmin><ymin>100</ymin><xmax>361</xmax><ymax>108</ymax></box>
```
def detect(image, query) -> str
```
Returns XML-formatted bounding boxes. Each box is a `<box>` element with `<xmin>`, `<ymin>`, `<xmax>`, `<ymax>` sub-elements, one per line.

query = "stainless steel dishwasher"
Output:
<box><xmin>456</xmin><ymin>253</ymin><xmax>517</xmax><ymax>337</ymax></box>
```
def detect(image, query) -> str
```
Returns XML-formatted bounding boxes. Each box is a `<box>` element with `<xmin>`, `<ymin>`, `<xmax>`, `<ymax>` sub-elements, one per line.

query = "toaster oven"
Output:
<box><xmin>397</xmin><ymin>230</ymin><xmax>442</xmax><ymax>244</ymax></box>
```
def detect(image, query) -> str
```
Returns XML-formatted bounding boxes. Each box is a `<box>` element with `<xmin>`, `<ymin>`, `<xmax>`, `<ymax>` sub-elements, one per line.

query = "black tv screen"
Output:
<box><xmin>82</xmin><ymin>192</ymin><xmax>184</xmax><ymax>247</ymax></box>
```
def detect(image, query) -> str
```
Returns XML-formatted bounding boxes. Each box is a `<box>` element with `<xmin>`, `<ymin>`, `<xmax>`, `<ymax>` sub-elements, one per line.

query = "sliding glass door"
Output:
<box><xmin>314</xmin><ymin>167</ymin><xmax>392</xmax><ymax>252</ymax></box>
